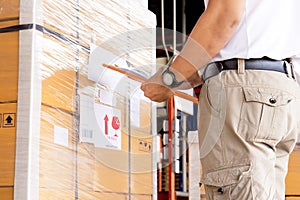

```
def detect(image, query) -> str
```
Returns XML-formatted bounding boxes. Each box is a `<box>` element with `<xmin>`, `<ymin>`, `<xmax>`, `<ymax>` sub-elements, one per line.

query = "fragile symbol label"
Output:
<box><xmin>94</xmin><ymin>105</ymin><xmax>122</xmax><ymax>149</ymax></box>
<box><xmin>3</xmin><ymin>113</ymin><xmax>16</xmax><ymax>128</ymax></box>
<box><xmin>79</xmin><ymin>94</ymin><xmax>122</xmax><ymax>150</ymax></box>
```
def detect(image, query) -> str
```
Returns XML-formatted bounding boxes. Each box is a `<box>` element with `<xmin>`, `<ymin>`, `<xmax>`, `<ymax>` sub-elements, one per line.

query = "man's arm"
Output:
<box><xmin>141</xmin><ymin>0</ymin><xmax>246</xmax><ymax>102</ymax></box>
<box><xmin>171</xmin><ymin>0</ymin><xmax>246</xmax><ymax>82</ymax></box>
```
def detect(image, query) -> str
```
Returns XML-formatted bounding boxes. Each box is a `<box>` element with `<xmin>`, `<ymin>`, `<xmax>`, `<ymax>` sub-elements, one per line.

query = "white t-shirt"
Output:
<box><xmin>204</xmin><ymin>0</ymin><xmax>300</xmax><ymax>64</ymax></box>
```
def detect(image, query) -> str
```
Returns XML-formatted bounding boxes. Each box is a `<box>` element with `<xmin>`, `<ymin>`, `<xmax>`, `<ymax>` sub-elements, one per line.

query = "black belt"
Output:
<box><xmin>202</xmin><ymin>57</ymin><xmax>294</xmax><ymax>81</ymax></box>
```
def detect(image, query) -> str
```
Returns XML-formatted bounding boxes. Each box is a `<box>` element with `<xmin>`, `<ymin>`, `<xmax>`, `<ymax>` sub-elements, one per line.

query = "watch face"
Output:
<box><xmin>162</xmin><ymin>72</ymin><xmax>174</xmax><ymax>86</ymax></box>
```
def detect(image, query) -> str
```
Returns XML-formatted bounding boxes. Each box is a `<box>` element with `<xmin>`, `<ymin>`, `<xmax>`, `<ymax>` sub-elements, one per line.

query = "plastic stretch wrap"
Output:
<box><xmin>0</xmin><ymin>0</ymin><xmax>156</xmax><ymax>199</ymax></box>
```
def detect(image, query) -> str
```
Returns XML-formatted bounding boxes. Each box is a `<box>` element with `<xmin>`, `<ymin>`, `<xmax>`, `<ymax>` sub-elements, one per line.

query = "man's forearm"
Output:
<box><xmin>170</xmin><ymin>0</ymin><xmax>246</xmax><ymax>82</ymax></box>
<box><xmin>175</xmin><ymin>71</ymin><xmax>203</xmax><ymax>90</ymax></box>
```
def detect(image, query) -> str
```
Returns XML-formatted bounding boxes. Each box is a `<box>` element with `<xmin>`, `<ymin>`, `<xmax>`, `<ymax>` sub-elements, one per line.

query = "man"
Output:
<box><xmin>141</xmin><ymin>0</ymin><xmax>300</xmax><ymax>199</ymax></box>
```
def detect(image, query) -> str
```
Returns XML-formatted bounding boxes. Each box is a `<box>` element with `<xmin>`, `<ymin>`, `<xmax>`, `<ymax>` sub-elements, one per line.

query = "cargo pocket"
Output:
<box><xmin>201</xmin><ymin>164</ymin><xmax>253</xmax><ymax>200</ymax></box>
<box><xmin>237</xmin><ymin>87</ymin><xmax>294</xmax><ymax>145</ymax></box>
<box><xmin>198</xmin><ymin>76</ymin><xmax>226</xmax><ymax>158</ymax></box>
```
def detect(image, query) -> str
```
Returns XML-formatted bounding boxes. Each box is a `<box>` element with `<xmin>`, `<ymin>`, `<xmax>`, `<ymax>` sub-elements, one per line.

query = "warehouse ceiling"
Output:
<box><xmin>148</xmin><ymin>0</ymin><xmax>205</xmax><ymax>56</ymax></box>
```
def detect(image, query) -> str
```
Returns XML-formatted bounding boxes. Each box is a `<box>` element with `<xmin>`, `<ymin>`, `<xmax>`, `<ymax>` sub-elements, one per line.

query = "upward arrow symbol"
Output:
<box><xmin>5</xmin><ymin>115</ymin><xmax>13</xmax><ymax>124</ymax></box>
<box><xmin>104</xmin><ymin>115</ymin><xmax>109</xmax><ymax>135</ymax></box>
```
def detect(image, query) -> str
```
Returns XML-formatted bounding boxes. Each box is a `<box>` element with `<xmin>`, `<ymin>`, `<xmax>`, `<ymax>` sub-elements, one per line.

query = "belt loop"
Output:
<box><xmin>285</xmin><ymin>60</ymin><xmax>297</xmax><ymax>81</ymax></box>
<box><xmin>291</xmin><ymin>62</ymin><xmax>297</xmax><ymax>82</ymax></box>
<box><xmin>238</xmin><ymin>59</ymin><xmax>245</xmax><ymax>74</ymax></box>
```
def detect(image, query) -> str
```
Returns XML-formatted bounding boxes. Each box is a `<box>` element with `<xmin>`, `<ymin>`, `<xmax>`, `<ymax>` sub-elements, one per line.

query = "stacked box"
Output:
<box><xmin>0</xmin><ymin>20</ymin><xmax>19</xmax><ymax>102</ymax></box>
<box><xmin>0</xmin><ymin>1</ymin><xmax>20</xmax><ymax>197</ymax></box>
<box><xmin>0</xmin><ymin>103</ymin><xmax>17</xmax><ymax>194</ymax></box>
<box><xmin>286</xmin><ymin>148</ymin><xmax>300</xmax><ymax>195</ymax></box>
<box><xmin>0</xmin><ymin>0</ymin><xmax>156</xmax><ymax>199</ymax></box>
<box><xmin>0</xmin><ymin>0</ymin><xmax>20</xmax><ymax>20</ymax></box>
<box><xmin>0</xmin><ymin>188</ymin><xmax>14</xmax><ymax>200</ymax></box>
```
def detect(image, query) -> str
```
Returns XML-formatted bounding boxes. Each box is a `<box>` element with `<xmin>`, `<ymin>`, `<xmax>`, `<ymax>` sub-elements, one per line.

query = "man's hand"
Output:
<box><xmin>141</xmin><ymin>68</ymin><xmax>175</xmax><ymax>102</ymax></box>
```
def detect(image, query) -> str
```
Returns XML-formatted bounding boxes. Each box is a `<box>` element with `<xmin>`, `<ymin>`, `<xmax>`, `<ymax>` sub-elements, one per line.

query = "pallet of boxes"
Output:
<box><xmin>0</xmin><ymin>0</ymin><xmax>157</xmax><ymax>199</ymax></box>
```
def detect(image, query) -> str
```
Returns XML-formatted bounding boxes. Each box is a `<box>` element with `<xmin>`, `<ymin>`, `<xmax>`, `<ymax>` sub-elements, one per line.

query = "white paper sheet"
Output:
<box><xmin>53</xmin><ymin>125</ymin><xmax>69</xmax><ymax>147</ymax></box>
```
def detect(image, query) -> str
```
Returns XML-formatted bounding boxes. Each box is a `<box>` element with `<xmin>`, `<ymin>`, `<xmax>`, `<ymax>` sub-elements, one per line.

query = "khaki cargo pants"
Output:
<box><xmin>198</xmin><ymin>62</ymin><xmax>300</xmax><ymax>200</ymax></box>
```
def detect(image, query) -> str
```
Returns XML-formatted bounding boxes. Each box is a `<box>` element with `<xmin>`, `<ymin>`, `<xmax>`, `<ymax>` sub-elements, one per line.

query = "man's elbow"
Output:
<box><xmin>229</xmin><ymin>17</ymin><xmax>241</xmax><ymax>29</ymax></box>
<box><xmin>220</xmin><ymin>11</ymin><xmax>243</xmax><ymax>33</ymax></box>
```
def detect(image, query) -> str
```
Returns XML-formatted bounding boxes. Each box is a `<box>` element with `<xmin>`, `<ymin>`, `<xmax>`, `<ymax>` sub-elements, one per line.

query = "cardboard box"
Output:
<box><xmin>0</xmin><ymin>103</ymin><xmax>17</xmax><ymax>186</ymax></box>
<box><xmin>286</xmin><ymin>148</ymin><xmax>300</xmax><ymax>195</ymax></box>
<box><xmin>39</xmin><ymin>105</ymin><xmax>75</xmax><ymax>191</ymax></box>
<box><xmin>131</xmin><ymin>195</ymin><xmax>152</xmax><ymax>200</ymax></box>
<box><xmin>78</xmin><ymin>191</ymin><xmax>128</xmax><ymax>200</ymax></box>
<box><xmin>93</xmin><ymin>148</ymin><xmax>129</xmax><ymax>193</ymax></box>
<box><xmin>0</xmin><ymin>20</ymin><xmax>19</xmax><ymax>102</ymax></box>
<box><xmin>131</xmin><ymin>133</ymin><xmax>153</xmax><ymax>195</ymax></box>
<box><xmin>79</xmin><ymin>191</ymin><xmax>152</xmax><ymax>200</ymax></box>
<box><xmin>39</xmin><ymin>189</ymin><xmax>74</xmax><ymax>200</ymax></box>
<box><xmin>0</xmin><ymin>187</ymin><xmax>14</xmax><ymax>199</ymax></box>
<box><xmin>40</xmin><ymin>34</ymin><xmax>78</xmax><ymax>113</ymax></box>
<box><xmin>0</xmin><ymin>0</ymin><xmax>20</xmax><ymax>20</ymax></box>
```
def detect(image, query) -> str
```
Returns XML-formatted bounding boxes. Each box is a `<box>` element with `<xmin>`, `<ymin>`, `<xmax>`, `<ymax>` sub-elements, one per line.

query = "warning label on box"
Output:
<box><xmin>139</xmin><ymin>140</ymin><xmax>152</xmax><ymax>152</ymax></box>
<box><xmin>2</xmin><ymin>113</ymin><xmax>16</xmax><ymax>128</ymax></box>
<box><xmin>79</xmin><ymin>94</ymin><xmax>122</xmax><ymax>150</ymax></box>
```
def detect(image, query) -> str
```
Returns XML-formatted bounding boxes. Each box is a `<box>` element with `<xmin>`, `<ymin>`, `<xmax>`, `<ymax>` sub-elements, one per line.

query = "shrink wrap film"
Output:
<box><xmin>0</xmin><ymin>0</ymin><xmax>156</xmax><ymax>199</ymax></box>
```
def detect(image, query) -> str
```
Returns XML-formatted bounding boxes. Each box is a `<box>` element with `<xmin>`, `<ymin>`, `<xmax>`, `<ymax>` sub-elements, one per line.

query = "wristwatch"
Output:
<box><xmin>161</xmin><ymin>55</ymin><xmax>184</xmax><ymax>88</ymax></box>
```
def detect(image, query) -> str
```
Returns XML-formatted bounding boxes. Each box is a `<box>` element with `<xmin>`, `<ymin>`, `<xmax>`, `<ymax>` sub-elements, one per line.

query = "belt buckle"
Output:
<box><xmin>216</xmin><ymin>62</ymin><xmax>223</xmax><ymax>71</ymax></box>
